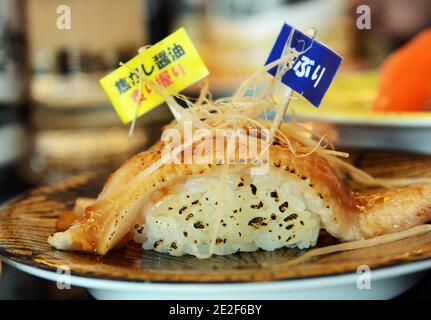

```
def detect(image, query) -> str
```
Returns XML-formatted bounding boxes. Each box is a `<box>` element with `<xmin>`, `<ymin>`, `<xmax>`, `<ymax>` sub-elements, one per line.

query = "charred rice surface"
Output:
<box><xmin>133</xmin><ymin>167</ymin><xmax>321</xmax><ymax>256</ymax></box>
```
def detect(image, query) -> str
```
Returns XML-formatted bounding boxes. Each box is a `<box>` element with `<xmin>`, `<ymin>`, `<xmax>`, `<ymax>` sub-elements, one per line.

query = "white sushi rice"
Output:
<box><xmin>133</xmin><ymin>168</ymin><xmax>322</xmax><ymax>257</ymax></box>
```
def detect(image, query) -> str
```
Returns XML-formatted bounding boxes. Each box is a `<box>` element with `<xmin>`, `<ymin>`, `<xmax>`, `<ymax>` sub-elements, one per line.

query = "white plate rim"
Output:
<box><xmin>2</xmin><ymin>256</ymin><xmax>431</xmax><ymax>293</ymax></box>
<box><xmin>295</xmin><ymin>113</ymin><xmax>431</xmax><ymax>127</ymax></box>
<box><xmin>265</xmin><ymin>110</ymin><xmax>431</xmax><ymax>127</ymax></box>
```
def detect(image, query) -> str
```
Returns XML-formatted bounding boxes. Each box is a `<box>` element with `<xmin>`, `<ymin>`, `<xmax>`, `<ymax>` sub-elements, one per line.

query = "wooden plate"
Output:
<box><xmin>1</xmin><ymin>151</ymin><xmax>431</xmax><ymax>284</ymax></box>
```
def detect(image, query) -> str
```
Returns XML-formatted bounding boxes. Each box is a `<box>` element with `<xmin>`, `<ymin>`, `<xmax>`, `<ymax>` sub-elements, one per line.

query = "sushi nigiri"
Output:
<box><xmin>48</xmin><ymin>121</ymin><xmax>431</xmax><ymax>257</ymax></box>
<box><xmin>48</xmin><ymin>46</ymin><xmax>431</xmax><ymax>258</ymax></box>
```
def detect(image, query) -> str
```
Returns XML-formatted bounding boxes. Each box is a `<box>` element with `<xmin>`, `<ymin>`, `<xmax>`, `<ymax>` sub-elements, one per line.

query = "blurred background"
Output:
<box><xmin>0</xmin><ymin>0</ymin><xmax>431</xmax><ymax>299</ymax></box>
<box><xmin>0</xmin><ymin>0</ymin><xmax>430</xmax><ymax>193</ymax></box>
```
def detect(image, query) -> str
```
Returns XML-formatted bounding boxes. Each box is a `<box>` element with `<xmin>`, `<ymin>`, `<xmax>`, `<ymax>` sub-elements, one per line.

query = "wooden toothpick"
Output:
<box><xmin>268</xmin><ymin>27</ymin><xmax>317</xmax><ymax>141</ymax></box>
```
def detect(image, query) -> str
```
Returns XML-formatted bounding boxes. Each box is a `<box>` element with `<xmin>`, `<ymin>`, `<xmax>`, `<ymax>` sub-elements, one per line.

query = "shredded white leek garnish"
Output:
<box><xmin>116</xmin><ymin>28</ymin><xmax>431</xmax><ymax>259</ymax></box>
<box><xmin>277</xmin><ymin>224</ymin><xmax>431</xmax><ymax>267</ymax></box>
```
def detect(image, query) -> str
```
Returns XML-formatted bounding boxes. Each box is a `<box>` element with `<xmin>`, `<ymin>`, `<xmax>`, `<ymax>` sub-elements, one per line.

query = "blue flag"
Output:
<box><xmin>265</xmin><ymin>23</ymin><xmax>343</xmax><ymax>107</ymax></box>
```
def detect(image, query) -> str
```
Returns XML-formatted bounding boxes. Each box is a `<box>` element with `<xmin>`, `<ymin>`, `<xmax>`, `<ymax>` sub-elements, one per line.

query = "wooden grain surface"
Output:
<box><xmin>1</xmin><ymin>150</ymin><xmax>431</xmax><ymax>283</ymax></box>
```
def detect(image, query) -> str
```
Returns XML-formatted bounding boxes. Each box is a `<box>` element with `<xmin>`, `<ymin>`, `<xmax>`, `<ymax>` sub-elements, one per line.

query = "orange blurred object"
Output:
<box><xmin>373</xmin><ymin>28</ymin><xmax>431</xmax><ymax>112</ymax></box>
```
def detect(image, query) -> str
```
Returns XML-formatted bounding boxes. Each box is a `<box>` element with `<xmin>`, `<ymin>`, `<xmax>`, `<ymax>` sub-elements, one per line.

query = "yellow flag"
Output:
<box><xmin>100</xmin><ymin>28</ymin><xmax>209</xmax><ymax>124</ymax></box>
